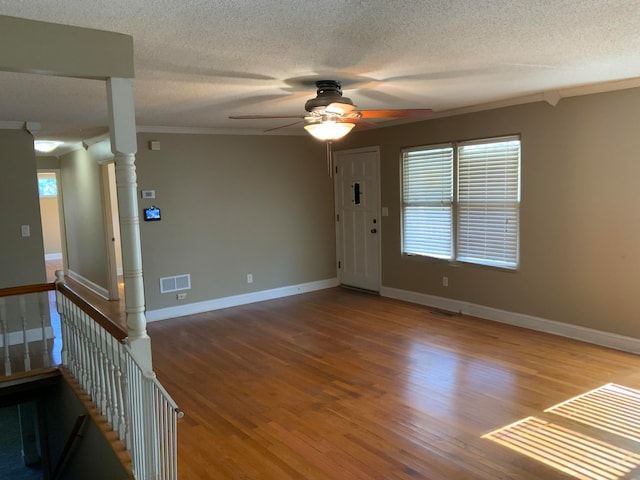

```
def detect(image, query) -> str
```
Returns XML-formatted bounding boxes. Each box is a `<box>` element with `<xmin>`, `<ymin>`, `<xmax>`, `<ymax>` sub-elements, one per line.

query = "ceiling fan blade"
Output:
<box><xmin>264</xmin><ymin>120</ymin><xmax>304</xmax><ymax>133</ymax></box>
<box><xmin>229</xmin><ymin>114</ymin><xmax>305</xmax><ymax>120</ymax></box>
<box><xmin>352</xmin><ymin>118</ymin><xmax>378</xmax><ymax>130</ymax></box>
<box><xmin>359</xmin><ymin>108</ymin><xmax>433</xmax><ymax>119</ymax></box>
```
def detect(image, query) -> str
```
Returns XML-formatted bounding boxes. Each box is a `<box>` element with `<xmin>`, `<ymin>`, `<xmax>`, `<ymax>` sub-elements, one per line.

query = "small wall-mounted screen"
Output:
<box><xmin>143</xmin><ymin>206</ymin><xmax>161</xmax><ymax>221</ymax></box>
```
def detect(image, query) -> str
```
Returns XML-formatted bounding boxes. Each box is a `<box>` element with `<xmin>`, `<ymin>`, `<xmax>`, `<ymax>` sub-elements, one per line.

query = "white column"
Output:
<box><xmin>106</xmin><ymin>77</ymin><xmax>152</xmax><ymax>371</ymax></box>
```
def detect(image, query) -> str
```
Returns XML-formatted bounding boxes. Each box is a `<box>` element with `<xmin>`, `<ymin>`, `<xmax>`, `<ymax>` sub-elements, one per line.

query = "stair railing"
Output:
<box><xmin>0</xmin><ymin>283</ymin><xmax>55</xmax><ymax>377</ymax></box>
<box><xmin>54</xmin><ymin>272</ymin><xmax>182</xmax><ymax>480</ymax></box>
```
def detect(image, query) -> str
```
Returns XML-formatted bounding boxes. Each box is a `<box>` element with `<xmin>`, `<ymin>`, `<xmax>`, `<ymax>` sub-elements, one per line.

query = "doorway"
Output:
<box><xmin>101</xmin><ymin>162</ymin><xmax>123</xmax><ymax>301</ymax></box>
<box><xmin>333</xmin><ymin>147</ymin><xmax>381</xmax><ymax>292</ymax></box>
<box><xmin>37</xmin><ymin>170</ymin><xmax>65</xmax><ymax>282</ymax></box>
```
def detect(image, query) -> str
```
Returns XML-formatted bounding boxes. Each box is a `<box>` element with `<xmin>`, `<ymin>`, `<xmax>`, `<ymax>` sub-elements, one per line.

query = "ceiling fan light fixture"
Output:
<box><xmin>304</xmin><ymin>121</ymin><xmax>355</xmax><ymax>141</ymax></box>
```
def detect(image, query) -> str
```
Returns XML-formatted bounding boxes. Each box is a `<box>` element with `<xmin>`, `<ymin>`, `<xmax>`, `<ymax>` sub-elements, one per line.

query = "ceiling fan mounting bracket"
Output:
<box><xmin>304</xmin><ymin>80</ymin><xmax>355</xmax><ymax>112</ymax></box>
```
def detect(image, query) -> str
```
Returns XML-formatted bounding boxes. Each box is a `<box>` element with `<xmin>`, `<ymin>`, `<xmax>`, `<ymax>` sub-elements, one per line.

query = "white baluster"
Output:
<box><xmin>98</xmin><ymin>330</ymin><xmax>107</xmax><ymax>416</ymax></box>
<box><xmin>39</xmin><ymin>292</ymin><xmax>50</xmax><ymax>368</ymax></box>
<box><xmin>107</xmin><ymin>337</ymin><xmax>121</xmax><ymax>432</ymax></box>
<box><xmin>1</xmin><ymin>298</ymin><xmax>11</xmax><ymax>376</ymax></box>
<box><xmin>120</xmin><ymin>351</ymin><xmax>131</xmax><ymax>449</ymax></box>
<box><xmin>54</xmin><ymin>270</ymin><xmax>68</xmax><ymax>366</ymax></box>
<box><xmin>20</xmin><ymin>296</ymin><xmax>30</xmax><ymax>372</ymax></box>
<box><xmin>115</xmin><ymin>346</ymin><xmax>127</xmax><ymax>442</ymax></box>
<box><xmin>52</xmin><ymin>272</ymin><xmax>182</xmax><ymax>479</ymax></box>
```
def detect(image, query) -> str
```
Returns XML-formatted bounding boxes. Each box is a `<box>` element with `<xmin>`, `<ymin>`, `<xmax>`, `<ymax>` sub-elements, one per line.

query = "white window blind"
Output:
<box><xmin>401</xmin><ymin>145</ymin><xmax>454</xmax><ymax>259</ymax></box>
<box><xmin>401</xmin><ymin>135</ymin><xmax>521</xmax><ymax>270</ymax></box>
<box><xmin>457</xmin><ymin>137</ymin><xmax>520</xmax><ymax>269</ymax></box>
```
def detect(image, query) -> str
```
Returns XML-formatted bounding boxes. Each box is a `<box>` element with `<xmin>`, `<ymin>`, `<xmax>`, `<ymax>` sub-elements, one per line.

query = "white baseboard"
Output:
<box><xmin>0</xmin><ymin>326</ymin><xmax>54</xmax><ymax>348</ymax></box>
<box><xmin>146</xmin><ymin>277</ymin><xmax>340</xmax><ymax>322</ymax></box>
<box><xmin>45</xmin><ymin>253</ymin><xmax>63</xmax><ymax>261</ymax></box>
<box><xmin>67</xmin><ymin>269</ymin><xmax>109</xmax><ymax>300</ymax></box>
<box><xmin>380</xmin><ymin>286</ymin><xmax>640</xmax><ymax>354</ymax></box>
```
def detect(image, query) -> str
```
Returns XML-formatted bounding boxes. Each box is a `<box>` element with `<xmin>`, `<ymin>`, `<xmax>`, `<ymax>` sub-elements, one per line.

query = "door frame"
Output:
<box><xmin>333</xmin><ymin>146</ymin><xmax>382</xmax><ymax>291</ymax></box>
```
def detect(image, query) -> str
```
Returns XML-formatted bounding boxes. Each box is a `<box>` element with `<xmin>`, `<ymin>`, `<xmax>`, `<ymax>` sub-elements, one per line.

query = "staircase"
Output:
<box><xmin>0</xmin><ymin>278</ymin><xmax>182</xmax><ymax>480</ymax></box>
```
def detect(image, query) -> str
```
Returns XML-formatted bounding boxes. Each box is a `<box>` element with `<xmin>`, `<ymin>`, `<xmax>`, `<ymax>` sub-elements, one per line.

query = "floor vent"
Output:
<box><xmin>429</xmin><ymin>308</ymin><xmax>457</xmax><ymax>317</ymax></box>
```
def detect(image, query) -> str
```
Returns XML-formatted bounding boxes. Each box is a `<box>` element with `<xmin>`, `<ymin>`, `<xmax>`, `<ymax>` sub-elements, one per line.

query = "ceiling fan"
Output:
<box><xmin>229</xmin><ymin>79</ymin><xmax>433</xmax><ymax>141</ymax></box>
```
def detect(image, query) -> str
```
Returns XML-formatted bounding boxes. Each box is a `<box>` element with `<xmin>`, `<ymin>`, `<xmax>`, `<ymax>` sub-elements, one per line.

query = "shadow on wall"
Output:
<box><xmin>0</xmin><ymin>404</ymin><xmax>42</xmax><ymax>480</ymax></box>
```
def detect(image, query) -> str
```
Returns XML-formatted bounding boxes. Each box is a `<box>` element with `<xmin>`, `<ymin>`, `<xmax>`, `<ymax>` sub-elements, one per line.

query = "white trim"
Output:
<box><xmin>67</xmin><ymin>269</ymin><xmax>109</xmax><ymax>300</ymax></box>
<box><xmin>0</xmin><ymin>121</ymin><xmax>26</xmax><ymax>129</ymax></box>
<box><xmin>45</xmin><ymin>252</ymin><xmax>63</xmax><ymax>261</ymax></box>
<box><xmin>380</xmin><ymin>286</ymin><xmax>640</xmax><ymax>354</ymax></box>
<box><xmin>0</xmin><ymin>326</ymin><xmax>54</xmax><ymax>348</ymax></box>
<box><xmin>82</xmin><ymin>132</ymin><xmax>110</xmax><ymax>149</ymax></box>
<box><xmin>146</xmin><ymin>277</ymin><xmax>339</xmax><ymax>322</ymax></box>
<box><xmin>53</xmin><ymin>142</ymin><xmax>84</xmax><ymax>157</ymax></box>
<box><xmin>430</xmin><ymin>77</ymin><xmax>640</xmax><ymax>120</ymax></box>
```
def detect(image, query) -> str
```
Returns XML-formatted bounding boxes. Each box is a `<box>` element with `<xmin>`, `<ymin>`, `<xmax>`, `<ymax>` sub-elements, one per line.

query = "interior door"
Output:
<box><xmin>100</xmin><ymin>163</ymin><xmax>121</xmax><ymax>301</ymax></box>
<box><xmin>334</xmin><ymin>147</ymin><xmax>380</xmax><ymax>292</ymax></box>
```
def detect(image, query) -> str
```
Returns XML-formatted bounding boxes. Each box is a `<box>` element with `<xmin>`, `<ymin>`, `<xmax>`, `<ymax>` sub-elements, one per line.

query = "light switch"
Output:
<box><xmin>382</xmin><ymin>207</ymin><xmax>389</xmax><ymax>217</ymax></box>
<box><xmin>21</xmin><ymin>225</ymin><xmax>30</xmax><ymax>237</ymax></box>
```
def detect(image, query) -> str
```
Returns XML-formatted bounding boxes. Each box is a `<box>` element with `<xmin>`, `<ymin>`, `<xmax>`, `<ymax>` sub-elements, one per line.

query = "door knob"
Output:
<box><xmin>370</xmin><ymin>228</ymin><xmax>377</xmax><ymax>233</ymax></box>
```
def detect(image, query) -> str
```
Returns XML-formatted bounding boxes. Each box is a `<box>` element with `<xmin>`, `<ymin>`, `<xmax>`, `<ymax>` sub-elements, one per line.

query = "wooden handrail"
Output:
<box><xmin>0</xmin><ymin>280</ymin><xmax>127</xmax><ymax>343</ymax></box>
<box><xmin>56</xmin><ymin>283</ymin><xmax>127</xmax><ymax>342</ymax></box>
<box><xmin>0</xmin><ymin>282</ymin><xmax>55</xmax><ymax>297</ymax></box>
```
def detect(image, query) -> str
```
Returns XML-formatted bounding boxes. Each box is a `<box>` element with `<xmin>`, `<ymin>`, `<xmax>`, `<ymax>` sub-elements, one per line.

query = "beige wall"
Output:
<box><xmin>0</xmin><ymin>15</ymin><xmax>133</xmax><ymax>79</ymax></box>
<box><xmin>5</xmin><ymin>82</ymin><xmax>639</xmax><ymax>342</ymax></box>
<box><xmin>0</xmin><ymin>129</ymin><xmax>46</xmax><ymax>287</ymax></box>
<box><xmin>338</xmin><ymin>86</ymin><xmax>640</xmax><ymax>338</ymax></box>
<box><xmin>40</xmin><ymin>196</ymin><xmax>61</xmax><ymax>255</ymax></box>
<box><xmin>59</xmin><ymin>147</ymin><xmax>109</xmax><ymax>288</ymax></box>
<box><xmin>135</xmin><ymin>133</ymin><xmax>335</xmax><ymax>311</ymax></box>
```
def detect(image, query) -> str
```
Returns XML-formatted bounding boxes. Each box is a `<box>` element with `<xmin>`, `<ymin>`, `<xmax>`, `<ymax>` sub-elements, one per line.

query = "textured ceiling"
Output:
<box><xmin>1</xmin><ymin>0</ymin><xmax>640</xmax><ymax>145</ymax></box>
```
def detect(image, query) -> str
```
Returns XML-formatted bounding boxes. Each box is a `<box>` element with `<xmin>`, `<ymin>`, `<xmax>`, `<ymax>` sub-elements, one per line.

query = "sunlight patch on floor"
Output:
<box><xmin>484</xmin><ymin>384</ymin><xmax>640</xmax><ymax>480</ymax></box>
<box><xmin>483</xmin><ymin>416</ymin><xmax>640</xmax><ymax>480</ymax></box>
<box><xmin>545</xmin><ymin>383</ymin><xmax>640</xmax><ymax>443</ymax></box>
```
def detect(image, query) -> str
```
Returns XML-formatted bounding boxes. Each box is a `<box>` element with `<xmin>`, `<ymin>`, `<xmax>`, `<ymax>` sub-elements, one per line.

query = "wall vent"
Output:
<box><xmin>160</xmin><ymin>274</ymin><xmax>191</xmax><ymax>294</ymax></box>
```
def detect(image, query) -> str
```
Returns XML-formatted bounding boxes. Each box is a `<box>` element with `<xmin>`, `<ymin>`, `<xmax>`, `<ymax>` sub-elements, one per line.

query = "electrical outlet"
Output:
<box><xmin>247</xmin><ymin>274</ymin><xmax>253</xmax><ymax>284</ymax></box>
<box><xmin>442</xmin><ymin>276</ymin><xmax>449</xmax><ymax>287</ymax></box>
<box><xmin>177</xmin><ymin>292</ymin><xmax>187</xmax><ymax>300</ymax></box>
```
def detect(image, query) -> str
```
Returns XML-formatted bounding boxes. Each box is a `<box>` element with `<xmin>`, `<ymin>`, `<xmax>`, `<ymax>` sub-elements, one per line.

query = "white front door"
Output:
<box><xmin>334</xmin><ymin>147</ymin><xmax>380</xmax><ymax>292</ymax></box>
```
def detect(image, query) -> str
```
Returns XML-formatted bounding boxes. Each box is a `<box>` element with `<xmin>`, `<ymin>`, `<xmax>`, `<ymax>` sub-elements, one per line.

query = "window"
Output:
<box><xmin>401</xmin><ymin>135</ymin><xmax>521</xmax><ymax>269</ymax></box>
<box><xmin>38</xmin><ymin>172</ymin><xmax>58</xmax><ymax>197</ymax></box>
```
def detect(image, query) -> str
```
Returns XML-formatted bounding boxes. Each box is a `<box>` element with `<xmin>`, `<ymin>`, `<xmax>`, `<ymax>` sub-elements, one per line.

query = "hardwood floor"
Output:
<box><xmin>38</xmin><ymin>260</ymin><xmax>640</xmax><ymax>477</ymax></box>
<box><xmin>147</xmin><ymin>288</ymin><xmax>640</xmax><ymax>479</ymax></box>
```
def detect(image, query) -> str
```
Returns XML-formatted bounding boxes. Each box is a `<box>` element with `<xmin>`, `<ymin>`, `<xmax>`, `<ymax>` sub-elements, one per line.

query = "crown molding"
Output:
<box><xmin>54</xmin><ymin>142</ymin><xmax>83</xmax><ymax>157</ymax></box>
<box><xmin>0</xmin><ymin>121</ymin><xmax>26</xmax><ymax>129</ymax></box>
<box><xmin>434</xmin><ymin>76</ymin><xmax>640</xmax><ymax>119</ymax></box>
<box><xmin>82</xmin><ymin>132</ymin><xmax>110</xmax><ymax>150</ymax></box>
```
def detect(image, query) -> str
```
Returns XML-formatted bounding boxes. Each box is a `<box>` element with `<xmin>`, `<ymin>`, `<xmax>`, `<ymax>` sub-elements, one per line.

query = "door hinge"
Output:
<box><xmin>336</xmin><ymin>213</ymin><xmax>340</xmax><ymax>222</ymax></box>
<box><xmin>338</xmin><ymin>261</ymin><xmax>341</xmax><ymax>269</ymax></box>
<box><xmin>335</xmin><ymin>166</ymin><xmax>338</xmax><ymax>174</ymax></box>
